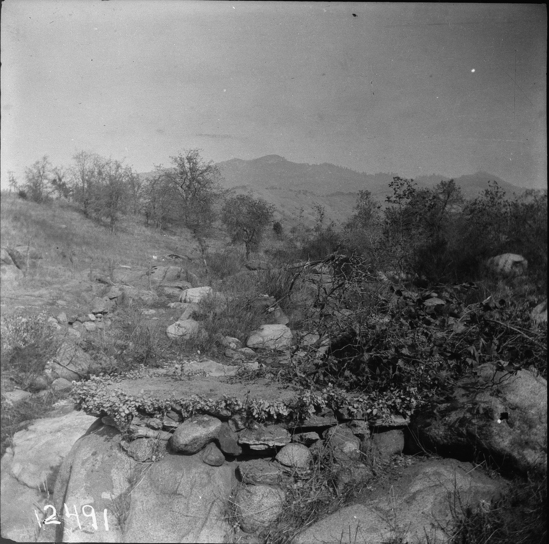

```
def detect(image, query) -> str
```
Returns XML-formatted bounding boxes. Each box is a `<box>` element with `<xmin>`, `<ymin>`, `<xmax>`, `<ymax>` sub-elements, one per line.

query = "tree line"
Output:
<box><xmin>11</xmin><ymin>150</ymin><xmax>276</xmax><ymax>260</ymax></box>
<box><xmin>9</xmin><ymin>150</ymin><xmax>547</xmax><ymax>289</ymax></box>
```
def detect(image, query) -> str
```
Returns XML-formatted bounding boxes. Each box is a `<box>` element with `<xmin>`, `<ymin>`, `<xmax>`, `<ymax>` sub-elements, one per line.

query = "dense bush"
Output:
<box><xmin>285</xmin><ymin>260</ymin><xmax>547</xmax><ymax>414</ymax></box>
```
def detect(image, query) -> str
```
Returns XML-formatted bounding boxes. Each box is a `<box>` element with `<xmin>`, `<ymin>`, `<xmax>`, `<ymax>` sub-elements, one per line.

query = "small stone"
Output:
<box><xmin>87</xmin><ymin>313</ymin><xmax>97</xmax><ymax>321</ymax></box>
<box><xmin>204</xmin><ymin>407</ymin><xmax>232</xmax><ymax>421</ymax></box>
<box><xmin>165</xmin><ymin>410</ymin><xmax>182</xmax><ymax>423</ymax></box>
<box><xmin>56</xmin><ymin>312</ymin><xmax>68</xmax><ymax>324</ymax></box>
<box><xmin>2</xmin><ymin>390</ymin><xmax>32</xmax><ymax>406</ymax></box>
<box><xmin>30</xmin><ymin>375</ymin><xmax>49</xmax><ymax>391</ymax></box>
<box><xmin>324</xmin><ymin>426</ymin><xmax>362</xmax><ymax>462</ymax></box>
<box><xmin>91</xmin><ymin>296</ymin><xmax>114</xmax><ymax>314</ymax></box>
<box><xmin>335</xmin><ymin>463</ymin><xmax>374</xmax><ymax>492</ymax></box>
<box><xmin>220</xmin><ymin>336</ymin><xmax>243</xmax><ymax>350</ymax></box>
<box><xmin>126</xmin><ymin>438</ymin><xmax>155</xmax><ymax>462</ymax></box>
<box><xmin>147</xmin><ymin>418</ymin><xmax>163</xmax><ymax>430</ymax></box>
<box><xmin>201</xmin><ymin>442</ymin><xmax>225</xmax><ymax>466</ymax></box>
<box><xmin>225</xmin><ymin>348</ymin><xmax>245</xmax><ymax>361</ymax></box>
<box><xmin>216</xmin><ymin>423</ymin><xmax>242</xmax><ymax>456</ymax></box>
<box><xmin>180</xmin><ymin>286</ymin><xmax>213</xmax><ymax>303</ymax></box>
<box><xmin>51</xmin><ymin>378</ymin><xmax>73</xmax><ymax>392</ymax></box>
<box><xmin>246</xmin><ymin>324</ymin><xmax>293</xmax><ymax>350</ymax></box>
<box><xmin>83</xmin><ymin>322</ymin><xmax>96</xmax><ymax>332</ymax></box>
<box><xmin>276</xmin><ymin>443</ymin><xmax>312</xmax><ymax>469</ymax></box>
<box><xmin>229</xmin><ymin>415</ymin><xmax>247</xmax><ymax>432</ymax></box>
<box><xmin>166</xmin><ymin>319</ymin><xmax>200</xmax><ymax>340</ymax></box>
<box><xmin>238</xmin><ymin>348</ymin><xmax>257</xmax><ymax>359</ymax></box>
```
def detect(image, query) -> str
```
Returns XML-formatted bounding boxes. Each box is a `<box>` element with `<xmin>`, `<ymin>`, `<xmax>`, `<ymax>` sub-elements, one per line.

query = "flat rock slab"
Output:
<box><xmin>104</xmin><ymin>374</ymin><xmax>299</xmax><ymax>405</ymax></box>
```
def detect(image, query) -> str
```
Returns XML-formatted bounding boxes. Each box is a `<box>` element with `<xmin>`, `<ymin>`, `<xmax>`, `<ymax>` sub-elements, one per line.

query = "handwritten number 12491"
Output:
<box><xmin>34</xmin><ymin>504</ymin><xmax>109</xmax><ymax>531</ymax></box>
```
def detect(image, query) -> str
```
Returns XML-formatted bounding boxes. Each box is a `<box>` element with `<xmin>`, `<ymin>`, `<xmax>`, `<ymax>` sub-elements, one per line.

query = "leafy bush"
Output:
<box><xmin>1</xmin><ymin>312</ymin><xmax>61</xmax><ymax>390</ymax></box>
<box><xmin>188</xmin><ymin>291</ymin><xmax>267</xmax><ymax>352</ymax></box>
<box><xmin>80</xmin><ymin>308</ymin><xmax>167</xmax><ymax>374</ymax></box>
<box><xmin>285</xmin><ymin>256</ymin><xmax>547</xmax><ymax>415</ymax></box>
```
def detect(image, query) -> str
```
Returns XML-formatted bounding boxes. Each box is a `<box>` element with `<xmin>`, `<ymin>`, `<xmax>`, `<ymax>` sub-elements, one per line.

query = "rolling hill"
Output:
<box><xmin>214</xmin><ymin>155</ymin><xmax>527</xmax><ymax>226</ymax></box>
<box><xmin>141</xmin><ymin>155</ymin><xmax>528</xmax><ymax>228</ymax></box>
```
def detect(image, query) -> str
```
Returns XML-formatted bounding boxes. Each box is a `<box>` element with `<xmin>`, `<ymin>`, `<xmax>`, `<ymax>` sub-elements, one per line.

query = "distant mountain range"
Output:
<box><xmin>214</xmin><ymin>155</ymin><xmax>527</xmax><ymax>226</ymax></box>
<box><xmin>141</xmin><ymin>155</ymin><xmax>528</xmax><ymax>227</ymax></box>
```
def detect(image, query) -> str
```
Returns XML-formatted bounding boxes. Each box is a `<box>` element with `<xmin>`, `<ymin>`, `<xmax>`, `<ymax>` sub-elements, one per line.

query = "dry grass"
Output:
<box><xmin>0</xmin><ymin>194</ymin><xmax>205</xmax><ymax>281</ymax></box>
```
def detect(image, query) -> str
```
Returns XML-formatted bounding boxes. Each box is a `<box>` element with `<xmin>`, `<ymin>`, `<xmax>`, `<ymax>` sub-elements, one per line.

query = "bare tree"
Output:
<box><xmin>70</xmin><ymin>151</ymin><xmax>103</xmax><ymax>216</ymax></box>
<box><xmin>23</xmin><ymin>156</ymin><xmax>52</xmax><ymax>203</ymax></box>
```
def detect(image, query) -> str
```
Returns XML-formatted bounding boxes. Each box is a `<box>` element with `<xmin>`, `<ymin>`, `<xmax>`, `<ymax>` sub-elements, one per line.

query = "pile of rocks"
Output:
<box><xmin>105</xmin><ymin>406</ymin><xmax>408</xmax><ymax>535</ymax></box>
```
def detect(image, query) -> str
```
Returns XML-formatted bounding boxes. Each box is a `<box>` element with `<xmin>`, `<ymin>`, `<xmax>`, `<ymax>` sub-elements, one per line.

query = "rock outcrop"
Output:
<box><xmin>294</xmin><ymin>459</ymin><xmax>506</xmax><ymax>544</ymax></box>
<box><xmin>407</xmin><ymin>363</ymin><xmax>547</xmax><ymax>473</ymax></box>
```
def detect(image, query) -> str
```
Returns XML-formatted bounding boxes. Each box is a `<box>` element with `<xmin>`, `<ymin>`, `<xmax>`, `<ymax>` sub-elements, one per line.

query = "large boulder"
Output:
<box><xmin>486</xmin><ymin>253</ymin><xmax>528</xmax><ymax>277</ymax></box>
<box><xmin>1</xmin><ymin>409</ymin><xmax>97</xmax><ymax>542</ymax></box>
<box><xmin>295</xmin><ymin>459</ymin><xmax>506</xmax><ymax>544</ymax></box>
<box><xmin>246</xmin><ymin>324</ymin><xmax>293</xmax><ymax>350</ymax></box>
<box><xmin>38</xmin><ymin>419</ymin><xmax>236</xmax><ymax>543</ymax></box>
<box><xmin>407</xmin><ymin>363</ymin><xmax>547</xmax><ymax>473</ymax></box>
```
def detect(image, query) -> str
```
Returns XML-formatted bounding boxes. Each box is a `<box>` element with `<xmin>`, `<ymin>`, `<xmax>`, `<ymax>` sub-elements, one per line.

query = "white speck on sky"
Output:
<box><xmin>1</xmin><ymin>2</ymin><xmax>547</xmax><ymax>188</ymax></box>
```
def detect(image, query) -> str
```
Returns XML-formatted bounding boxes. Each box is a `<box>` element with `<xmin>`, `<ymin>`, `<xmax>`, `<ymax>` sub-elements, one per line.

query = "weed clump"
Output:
<box><xmin>1</xmin><ymin>312</ymin><xmax>61</xmax><ymax>390</ymax></box>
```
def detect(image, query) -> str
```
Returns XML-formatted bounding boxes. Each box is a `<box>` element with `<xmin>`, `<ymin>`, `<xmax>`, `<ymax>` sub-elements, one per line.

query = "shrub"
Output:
<box><xmin>0</xmin><ymin>312</ymin><xmax>61</xmax><ymax>390</ymax></box>
<box><xmin>188</xmin><ymin>291</ymin><xmax>267</xmax><ymax>353</ymax></box>
<box><xmin>257</xmin><ymin>267</ymin><xmax>297</xmax><ymax>311</ymax></box>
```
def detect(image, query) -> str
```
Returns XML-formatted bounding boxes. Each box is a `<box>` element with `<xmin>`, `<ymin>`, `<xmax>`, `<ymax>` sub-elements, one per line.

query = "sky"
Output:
<box><xmin>1</xmin><ymin>1</ymin><xmax>547</xmax><ymax>189</ymax></box>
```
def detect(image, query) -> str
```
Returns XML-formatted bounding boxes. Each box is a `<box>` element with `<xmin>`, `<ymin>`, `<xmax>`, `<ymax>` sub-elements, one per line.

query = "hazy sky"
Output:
<box><xmin>2</xmin><ymin>2</ymin><xmax>547</xmax><ymax>189</ymax></box>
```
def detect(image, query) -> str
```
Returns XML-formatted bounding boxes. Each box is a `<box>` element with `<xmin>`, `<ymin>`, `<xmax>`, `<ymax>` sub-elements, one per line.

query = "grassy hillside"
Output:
<box><xmin>0</xmin><ymin>193</ymin><xmax>220</xmax><ymax>291</ymax></box>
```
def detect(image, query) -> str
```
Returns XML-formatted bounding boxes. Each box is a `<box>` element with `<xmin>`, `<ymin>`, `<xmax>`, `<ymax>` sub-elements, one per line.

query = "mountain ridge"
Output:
<box><xmin>140</xmin><ymin>155</ymin><xmax>529</xmax><ymax>227</ymax></box>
